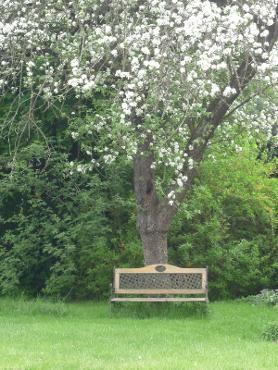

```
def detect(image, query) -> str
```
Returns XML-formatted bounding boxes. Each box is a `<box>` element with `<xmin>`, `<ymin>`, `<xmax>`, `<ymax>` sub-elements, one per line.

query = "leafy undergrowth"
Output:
<box><xmin>0</xmin><ymin>299</ymin><xmax>277</xmax><ymax>370</ymax></box>
<box><xmin>241</xmin><ymin>289</ymin><xmax>278</xmax><ymax>306</ymax></box>
<box><xmin>263</xmin><ymin>322</ymin><xmax>278</xmax><ymax>342</ymax></box>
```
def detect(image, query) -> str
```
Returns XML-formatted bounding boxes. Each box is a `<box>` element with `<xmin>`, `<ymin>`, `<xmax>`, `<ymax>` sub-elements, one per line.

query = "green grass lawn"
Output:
<box><xmin>0</xmin><ymin>299</ymin><xmax>277</xmax><ymax>370</ymax></box>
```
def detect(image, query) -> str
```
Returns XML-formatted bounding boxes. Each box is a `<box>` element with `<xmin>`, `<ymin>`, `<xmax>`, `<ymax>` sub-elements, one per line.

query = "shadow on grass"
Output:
<box><xmin>110</xmin><ymin>301</ymin><xmax>209</xmax><ymax>319</ymax></box>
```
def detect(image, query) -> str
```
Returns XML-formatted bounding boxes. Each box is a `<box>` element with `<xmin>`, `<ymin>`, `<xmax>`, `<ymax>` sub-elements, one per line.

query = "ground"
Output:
<box><xmin>0</xmin><ymin>299</ymin><xmax>277</xmax><ymax>370</ymax></box>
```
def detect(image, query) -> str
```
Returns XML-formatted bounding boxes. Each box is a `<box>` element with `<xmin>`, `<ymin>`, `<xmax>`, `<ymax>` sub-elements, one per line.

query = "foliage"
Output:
<box><xmin>169</xmin><ymin>138</ymin><xmax>278</xmax><ymax>299</ymax></box>
<box><xmin>262</xmin><ymin>322</ymin><xmax>278</xmax><ymax>342</ymax></box>
<box><xmin>0</xmin><ymin>102</ymin><xmax>142</xmax><ymax>299</ymax></box>
<box><xmin>0</xmin><ymin>148</ymin><xmax>142</xmax><ymax>299</ymax></box>
<box><xmin>242</xmin><ymin>290</ymin><xmax>278</xmax><ymax>306</ymax></box>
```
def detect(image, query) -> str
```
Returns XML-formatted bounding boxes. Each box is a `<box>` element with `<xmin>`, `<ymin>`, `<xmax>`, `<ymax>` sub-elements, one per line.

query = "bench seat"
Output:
<box><xmin>111</xmin><ymin>297</ymin><xmax>208</xmax><ymax>302</ymax></box>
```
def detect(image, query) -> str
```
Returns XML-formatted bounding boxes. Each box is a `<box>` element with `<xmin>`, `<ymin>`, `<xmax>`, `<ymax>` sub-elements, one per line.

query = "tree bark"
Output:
<box><xmin>134</xmin><ymin>139</ymin><xmax>171</xmax><ymax>265</ymax></box>
<box><xmin>139</xmin><ymin>229</ymin><xmax>168</xmax><ymax>265</ymax></box>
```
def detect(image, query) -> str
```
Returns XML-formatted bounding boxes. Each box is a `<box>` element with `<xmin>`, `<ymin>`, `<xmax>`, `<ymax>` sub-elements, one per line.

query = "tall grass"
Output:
<box><xmin>0</xmin><ymin>297</ymin><xmax>68</xmax><ymax>317</ymax></box>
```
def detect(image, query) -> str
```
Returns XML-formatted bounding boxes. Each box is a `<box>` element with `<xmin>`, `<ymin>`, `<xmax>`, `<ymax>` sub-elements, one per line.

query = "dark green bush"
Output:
<box><xmin>0</xmin><ymin>101</ymin><xmax>142</xmax><ymax>299</ymax></box>
<box><xmin>169</xmin><ymin>141</ymin><xmax>278</xmax><ymax>300</ymax></box>
<box><xmin>0</xmin><ymin>149</ymin><xmax>142</xmax><ymax>299</ymax></box>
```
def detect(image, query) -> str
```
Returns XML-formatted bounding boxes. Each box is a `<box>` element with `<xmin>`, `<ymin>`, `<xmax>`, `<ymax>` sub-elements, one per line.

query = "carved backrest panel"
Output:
<box><xmin>119</xmin><ymin>273</ymin><xmax>202</xmax><ymax>290</ymax></box>
<box><xmin>114</xmin><ymin>264</ymin><xmax>207</xmax><ymax>294</ymax></box>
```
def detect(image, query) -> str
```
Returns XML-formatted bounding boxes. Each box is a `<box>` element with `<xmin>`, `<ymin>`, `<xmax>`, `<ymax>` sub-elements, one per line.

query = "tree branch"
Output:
<box><xmin>161</xmin><ymin>4</ymin><xmax>278</xmax><ymax>221</ymax></box>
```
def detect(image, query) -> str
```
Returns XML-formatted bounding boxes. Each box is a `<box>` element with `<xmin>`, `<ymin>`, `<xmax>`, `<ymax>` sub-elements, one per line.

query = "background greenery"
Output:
<box><xmin>0</xmin><ymin>97</ymin><xmax>277</xmax><ymax>300</ymax></box>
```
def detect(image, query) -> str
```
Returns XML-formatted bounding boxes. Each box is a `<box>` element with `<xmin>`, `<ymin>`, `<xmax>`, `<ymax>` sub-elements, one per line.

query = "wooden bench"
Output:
<box><xmin>111</xmin><ymin>264</ymin><xmax>208</xmax><ymax>303</ymax></box>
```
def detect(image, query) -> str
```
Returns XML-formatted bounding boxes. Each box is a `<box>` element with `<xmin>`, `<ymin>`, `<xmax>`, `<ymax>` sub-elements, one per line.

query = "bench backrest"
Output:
<box><xmin>113</xmin><ymin>264</ymin><xmax>208</xmax><ymax>295</ymax></box>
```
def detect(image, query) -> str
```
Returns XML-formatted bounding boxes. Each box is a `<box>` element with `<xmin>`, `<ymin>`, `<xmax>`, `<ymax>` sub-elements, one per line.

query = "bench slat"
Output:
<box><xmin>111</xmin><ymin>297</ymin><xmax>208</xmax><ymax>302</ymax></box>
<box><xmin>115</xmin><ymin>288</ymin><xmax>207</xmax><ymax>294</ymax></box>
<box><xmin>115</xmin><ymin>265</ymin><xmax>207</xmax><ymax>274</ymax></box>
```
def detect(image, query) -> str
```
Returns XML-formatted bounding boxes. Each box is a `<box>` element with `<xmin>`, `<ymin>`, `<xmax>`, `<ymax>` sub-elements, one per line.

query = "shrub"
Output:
<box><xmin>242</xmin><ymin>289</ymin><xmax>278</xmax><ymax>306</ymax></box>
<box><xmin>169</xmin><ymin>140</ymin><xmax>278</xmax><ymax>300</ymax></box>
<box><xmin>0</xmin><ymin>140</ymin><xmax>141</xmax><ymax>299</ymax></box>
<box><xmin>262</xmin><ymin>323</ymin><xmax>278</xmax><ymax>342</ymax></box>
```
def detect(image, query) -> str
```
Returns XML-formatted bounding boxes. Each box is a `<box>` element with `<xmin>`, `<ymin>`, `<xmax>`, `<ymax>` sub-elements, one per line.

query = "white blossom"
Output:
<box><xmin>0</xmin><ymin>0</ymin><xmax>277</xmax><ymax>198</ymax></box>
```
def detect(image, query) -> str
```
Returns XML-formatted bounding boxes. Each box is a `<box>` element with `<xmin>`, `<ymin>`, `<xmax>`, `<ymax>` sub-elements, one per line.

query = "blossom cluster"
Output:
<box><xmin>1</xmin><ymin>0</ymin><xmax>278</xmax><ymax>203</ymax></box>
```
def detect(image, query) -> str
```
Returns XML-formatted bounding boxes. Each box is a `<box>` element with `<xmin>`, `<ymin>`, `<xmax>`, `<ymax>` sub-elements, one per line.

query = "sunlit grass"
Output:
<box><xmin>0</xmin><ymin>298</ymin><xmax>277</xmax><ymax>370</ymax></box>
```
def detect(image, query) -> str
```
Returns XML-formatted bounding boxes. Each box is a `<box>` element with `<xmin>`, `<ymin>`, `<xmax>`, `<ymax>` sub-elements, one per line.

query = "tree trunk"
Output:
<box><xmin>134</xmin><ymin>141</ymin><xmax>171</xmax><ymax>265</ymax></box>
<box><xmin>139</xmin><ymin>229</ymin><xmax>168</xmax><ymax>265</ymax></box>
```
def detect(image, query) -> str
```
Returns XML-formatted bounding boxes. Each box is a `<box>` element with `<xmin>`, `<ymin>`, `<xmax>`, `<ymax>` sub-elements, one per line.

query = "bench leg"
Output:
<box><xmin>109</xmin><ymin>283</ymin><xmax>115</xmax><ymax>316</ymax></box>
